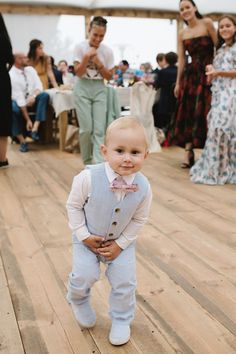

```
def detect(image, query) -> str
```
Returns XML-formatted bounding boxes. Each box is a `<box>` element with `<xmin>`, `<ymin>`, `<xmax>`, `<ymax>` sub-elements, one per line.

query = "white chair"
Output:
<box><xmin>130</xmin><ymin>81</ymin><xmax>161</xmax><ymax>153</ymax></box>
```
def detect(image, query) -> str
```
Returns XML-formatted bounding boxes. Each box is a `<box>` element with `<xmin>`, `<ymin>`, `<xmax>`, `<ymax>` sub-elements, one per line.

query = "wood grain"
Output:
<box><xmin>0</xmin><ymin>143</ymin><xmax>235</xmax><ymax>353</ymax></box>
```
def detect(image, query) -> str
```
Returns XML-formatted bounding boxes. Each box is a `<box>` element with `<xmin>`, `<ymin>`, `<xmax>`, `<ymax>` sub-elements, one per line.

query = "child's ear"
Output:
<box><xmin>144</xmin><ymin>150</ymin><xmax>149</xmax><ymax>160</ymax></box>
<box><xmin>100</xmin><ymin>144</ymin><xmax>107</xmax><ymax>159</ymax></box>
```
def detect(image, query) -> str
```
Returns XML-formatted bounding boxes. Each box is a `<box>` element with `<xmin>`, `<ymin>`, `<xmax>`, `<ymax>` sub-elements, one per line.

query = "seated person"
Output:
<box><xmin>152</xmin><ymin>51</ymin><xmax>178</xmax><ymax>135</ymax></box>
<box><xmin>9</xmin><ymin>52</ymin><xmax>49</xmax><ymax>152</ymax></box>
<box><xmin>68</xmin><ymin>64</ymin><xmax>75</xmax><ymax>75</ymax></box>
<box><xmin>27</xmin><ymin>39</ymin><xmax>58</xmax><ymax>89</ymax></box>
<box><xmin>142</xmin><ymin>62</ymin><xmax>153</xmax><ymax>74</ymax></box>
<box><xmin>135</xmin><ymin>62</ymin><xmax>152</xmax><ymax>82</ymax></box>
<box><xmin>115</xmin><ymin>60</ymin><xmax>129</xmax><ymax>86</ymax></box>
<box><xmin>57</xmin><ymin>59</ymin><xmax>74</xmax><ymax>88</ymax></box>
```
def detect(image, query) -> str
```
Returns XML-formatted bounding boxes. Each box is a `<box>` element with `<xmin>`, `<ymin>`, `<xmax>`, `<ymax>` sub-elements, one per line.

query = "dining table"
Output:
<box><xmin>46</xmin><ymin>88</ymin><xmax>74</xmax><ymax>150</ymax></box>
<box><xmin>46</xmin><ymin>86</ymin><xmax>131</xmax><ymax>151</ymax></box>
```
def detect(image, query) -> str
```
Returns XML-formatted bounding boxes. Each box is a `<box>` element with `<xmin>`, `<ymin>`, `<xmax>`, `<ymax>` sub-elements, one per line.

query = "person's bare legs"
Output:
<box><xmin>181</xmin><ymin>142</ymin><xmax>195</xmax><ymax>168</ymax></box>
<box><xmin>32</xmin><ymin>120</ymin><xmax>40</xmax><ymax>133</ymax></box>
<box><xmin>16</xmin><ymin>134</ymin><xmax>26</xmax><ymax>144</ymax></box>
<box><xmin>30</xmin><ymin>120</ymin><xmax>41</xmax><ymax>141</ymax></box>
<box><xmin>0</xmin><ymin>137</ymin><xmax>8</xmax><ymax>161</ymax></box>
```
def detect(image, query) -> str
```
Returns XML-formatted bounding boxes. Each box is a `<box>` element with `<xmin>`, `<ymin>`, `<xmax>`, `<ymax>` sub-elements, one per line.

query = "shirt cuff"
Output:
<box><xmin>17</xmin><ymin>98</ymin><xmax>27</xmax><ymax>107</ymax></box>
<box><xmin>75</xmin><ymin>226</ymin><xmax>91</xmax><ymax>242</ymax></box>
<box><xmin>115</xmin><ymin>234</ymin><xmax>134</xmax><ymax>250</ymax></box>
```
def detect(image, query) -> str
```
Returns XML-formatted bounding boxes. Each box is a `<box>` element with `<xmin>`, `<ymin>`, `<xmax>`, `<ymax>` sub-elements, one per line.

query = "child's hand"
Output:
<box><xmin>205</xmin><ymin>64</ymin><xmax>216</xmax><ymax>83</ymax></box>
<box><xmin>206</xmin><ymin>64</ymin><xmax>214</xmax><ymax>73</ymax></box>
<box><xmin>97</xmin><ymin>240</ymin><xmax>122</xmax><ymax>261</ymax></box>
<box><xmin>83</xmin><ymin>235</ymin><xmax>104</xmax><ymax>254</ymax></box>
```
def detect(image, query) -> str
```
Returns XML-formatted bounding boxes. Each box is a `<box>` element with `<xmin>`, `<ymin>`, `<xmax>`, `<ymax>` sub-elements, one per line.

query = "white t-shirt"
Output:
<box><xmin>73</xmin><ymin>40</ymin><xmax>114</xmax><ymax>80</ymax></box>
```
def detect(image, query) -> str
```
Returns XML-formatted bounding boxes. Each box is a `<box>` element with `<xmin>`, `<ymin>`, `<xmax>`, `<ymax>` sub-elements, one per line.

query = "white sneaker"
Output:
<box><xmin>109</xmin><ymin>323</ymin><xmax>130</xmax><ymax>346</ymax></box>
<box><xmin>70</xmin><ymin>301</ymin><xmax>96</xmax><ymax>328</ymax></box>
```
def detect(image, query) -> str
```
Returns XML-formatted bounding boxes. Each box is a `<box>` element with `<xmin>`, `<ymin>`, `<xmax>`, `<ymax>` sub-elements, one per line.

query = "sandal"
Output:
<box><xmin>181</xmin><ymin>148</ymin><xmax>195</xmax><ymax>169</ymax></box>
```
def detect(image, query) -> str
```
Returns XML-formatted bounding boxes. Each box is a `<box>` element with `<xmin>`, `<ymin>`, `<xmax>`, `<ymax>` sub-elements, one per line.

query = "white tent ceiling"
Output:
<box><xmin>3</xmin><ymin>0</ymin><xmax>235</xmax><ymax>67</ymax></box>
<box><xmin>1</xmin><ymin>0</ymin><xmax>236</xmax><ymax>15</ymax></box>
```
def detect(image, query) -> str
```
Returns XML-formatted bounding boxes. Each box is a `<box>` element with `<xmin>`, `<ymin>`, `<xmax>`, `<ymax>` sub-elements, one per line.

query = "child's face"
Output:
<box><xmin>158</xmin><ymin>58</ymin><xmax>167</xmax><ymax>69</ymax></box>
<box><xmin>101</xmin><ymin>127</ymin><xmax>148</xmax><ymax>176</ymax></box>
<box><xmin>219</xmin><ymin>18</ymin><xmax>236</xmax><ymax>43</ymax></box>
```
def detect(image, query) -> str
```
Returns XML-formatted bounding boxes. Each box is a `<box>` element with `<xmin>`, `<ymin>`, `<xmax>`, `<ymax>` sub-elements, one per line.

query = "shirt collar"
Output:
<box><xmin>13</xmin><ymin>65</ymin><xmax>24</xmax><ymax>74</ymax></box>
<box><xmin>105</xmin><ymin>162</ymin><xmax>135</xmax><ymax>184</ymax></box>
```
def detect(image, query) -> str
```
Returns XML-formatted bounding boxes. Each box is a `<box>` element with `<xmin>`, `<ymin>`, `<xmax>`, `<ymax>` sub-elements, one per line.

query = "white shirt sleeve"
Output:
<box><xmin>66</xmin><ymin>168</ymin><xmax>152</xmax><ymax>248</ymax></box>
<box><xmin>115</xmin><ymin>183</ymin><xmax>152</xmax><ymax>250</ymax></box>
<box><xmin>73</xmin><ymin>43</ymin><xmax>83</xmax><ymax>63</ymax></box>
<box><xmin>66</xmin><ymin>169</ymin><xmax>91</xmax><ymax>241</ymax></box>
<box><xmin>10</xmin><ymin>67</ymin><xmax>27</xmax><ymax>107</ymax></box>
<box><xmin>106</xmin><ymin>47</ymin><xmax>115</xmax><ymax>70</ymax></box>
<box><xmin>14</xmin><ymin>90</ymin><xmax>26</xmax><ymax>107</ymax></box>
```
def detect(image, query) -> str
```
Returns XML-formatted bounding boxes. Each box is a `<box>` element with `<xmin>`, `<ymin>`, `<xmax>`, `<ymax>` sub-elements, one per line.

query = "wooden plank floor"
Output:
<box><xmin>0</xmin><ymin>142</ymin><xmax>236</xmax><ymax>354</ymax></box>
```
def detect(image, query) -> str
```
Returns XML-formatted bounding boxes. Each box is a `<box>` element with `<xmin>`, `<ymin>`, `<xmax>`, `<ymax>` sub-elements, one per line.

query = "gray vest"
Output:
<box><xmin>84</xmin><ymin>163</ymin><xmax>149</xmax><ymax>241</ymax></box>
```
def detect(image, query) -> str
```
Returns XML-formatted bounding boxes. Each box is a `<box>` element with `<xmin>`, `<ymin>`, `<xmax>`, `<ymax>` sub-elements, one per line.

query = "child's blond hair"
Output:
<box><xmin>105</xmin><ymin>116</ymin><xmax>149</xmax><ymax>149</ymax></box>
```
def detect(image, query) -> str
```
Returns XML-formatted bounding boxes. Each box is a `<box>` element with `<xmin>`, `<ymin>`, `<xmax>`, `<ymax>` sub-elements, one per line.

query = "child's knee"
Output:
<box><xmin>69</xmin><ymin>267</ymin><xmax>100</xmax><ymax>288</ymax></box>
<box><xmin>107</xmin><ymin>267</ymin><xmax>136</xmax><ymax>292</ymax></box>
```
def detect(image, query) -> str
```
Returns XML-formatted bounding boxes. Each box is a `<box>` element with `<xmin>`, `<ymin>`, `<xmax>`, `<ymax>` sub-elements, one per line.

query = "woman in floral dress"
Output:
<box><xmin>168</xmin><ymin>0</ymin><xmax>217</xmax><ymax>168</ymax></box>
<box><xmin>190</xmin><ymin>15</ymin><xmax>236</xmax><ymax>185</ymax></box>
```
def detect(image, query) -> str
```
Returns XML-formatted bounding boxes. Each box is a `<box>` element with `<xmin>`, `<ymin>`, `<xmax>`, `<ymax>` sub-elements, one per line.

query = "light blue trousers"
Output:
<box><xmin>67</xmin><ymin>236</ymin><xmax>137</xmax><ymax>325</ymax></box>
<box><xmin>74</xmin><ymin>78</ymin><xmax>107</xmax><ymax>165</ymax></box>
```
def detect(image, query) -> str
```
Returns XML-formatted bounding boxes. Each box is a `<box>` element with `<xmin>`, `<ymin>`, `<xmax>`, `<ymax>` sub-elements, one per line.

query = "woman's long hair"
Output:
<box><xmin>28</xmin><ymin>38</ymin><xmax>45</xmax><ymax>64</ymax></box>
<box><xmin>179</xmin><ymin>0</ymin><xmax>203</xmax><ymax>25</ymax></box>
<box><xmin>216</xmin><ymin>15</ymin><xmax>236</xmax><ymax>50</ymax></box>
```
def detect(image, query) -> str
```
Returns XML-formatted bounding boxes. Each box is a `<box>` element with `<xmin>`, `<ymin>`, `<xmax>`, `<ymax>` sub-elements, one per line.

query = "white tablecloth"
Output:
<box><xmin>46</xmin><ymin>89</ymin><xmax>74</xmax><ymax>117</ymax></box>
<box><xmin>114</xmin><ymin>87</ymin><xmax>131</xmax><ymax>107</ymax></box>
<box><xmin>46</xmin><ymin>85</ymin><xmax>159</xmax><ymax>152</ymax></box>
<box><xmin>46</xmin><ymin>87</ymin><xmax>131</xmax><ymax>117</ymax></box>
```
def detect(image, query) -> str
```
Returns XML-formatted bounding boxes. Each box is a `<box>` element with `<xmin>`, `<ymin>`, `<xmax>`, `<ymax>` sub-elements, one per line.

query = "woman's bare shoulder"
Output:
<box><xmin>179</xmin><ymin>28</ymin><xmax>186</xmax><ymax>40</ymax></box>
<box><xmin>202</xmin><ymin>17</ymin><xmax>214</xmax><ymax>27</ymax></box>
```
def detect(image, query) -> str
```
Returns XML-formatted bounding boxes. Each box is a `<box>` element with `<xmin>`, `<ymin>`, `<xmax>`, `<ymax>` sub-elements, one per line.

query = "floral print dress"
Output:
<box><xmin>190</xmin><ymin>42</ymin><xmax>236</xmax><ymax>185</ymax></box>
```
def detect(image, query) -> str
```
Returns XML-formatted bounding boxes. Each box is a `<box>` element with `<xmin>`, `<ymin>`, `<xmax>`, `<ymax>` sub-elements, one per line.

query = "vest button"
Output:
<box><xmin>112</xmin><ymin>221</ymin><xmax>117</xmax><ymax>226</ymax></box>
<box><xmin>108</xmin><ymin>233</ymin><xmax>114</xmax><ymax>237</ymax></box>
<box><xmin>115</xmin><ymin>208</ymin><xmax>120</xmax><ymax>213</ymax></box>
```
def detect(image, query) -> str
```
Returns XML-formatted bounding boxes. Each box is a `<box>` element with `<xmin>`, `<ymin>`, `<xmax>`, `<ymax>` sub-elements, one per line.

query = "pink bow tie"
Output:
<box><xmin>110</xmin><ymin>176</ymin><xmax>138</xmax><ymax>193</ymax></box>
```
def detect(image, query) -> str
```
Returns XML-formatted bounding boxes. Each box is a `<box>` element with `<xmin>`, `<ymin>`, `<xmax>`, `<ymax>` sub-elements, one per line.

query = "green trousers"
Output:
<box><xmin>74</xmin><ymin>78</ymin><xmax>107</xmax><ymax>165</ymax></box>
